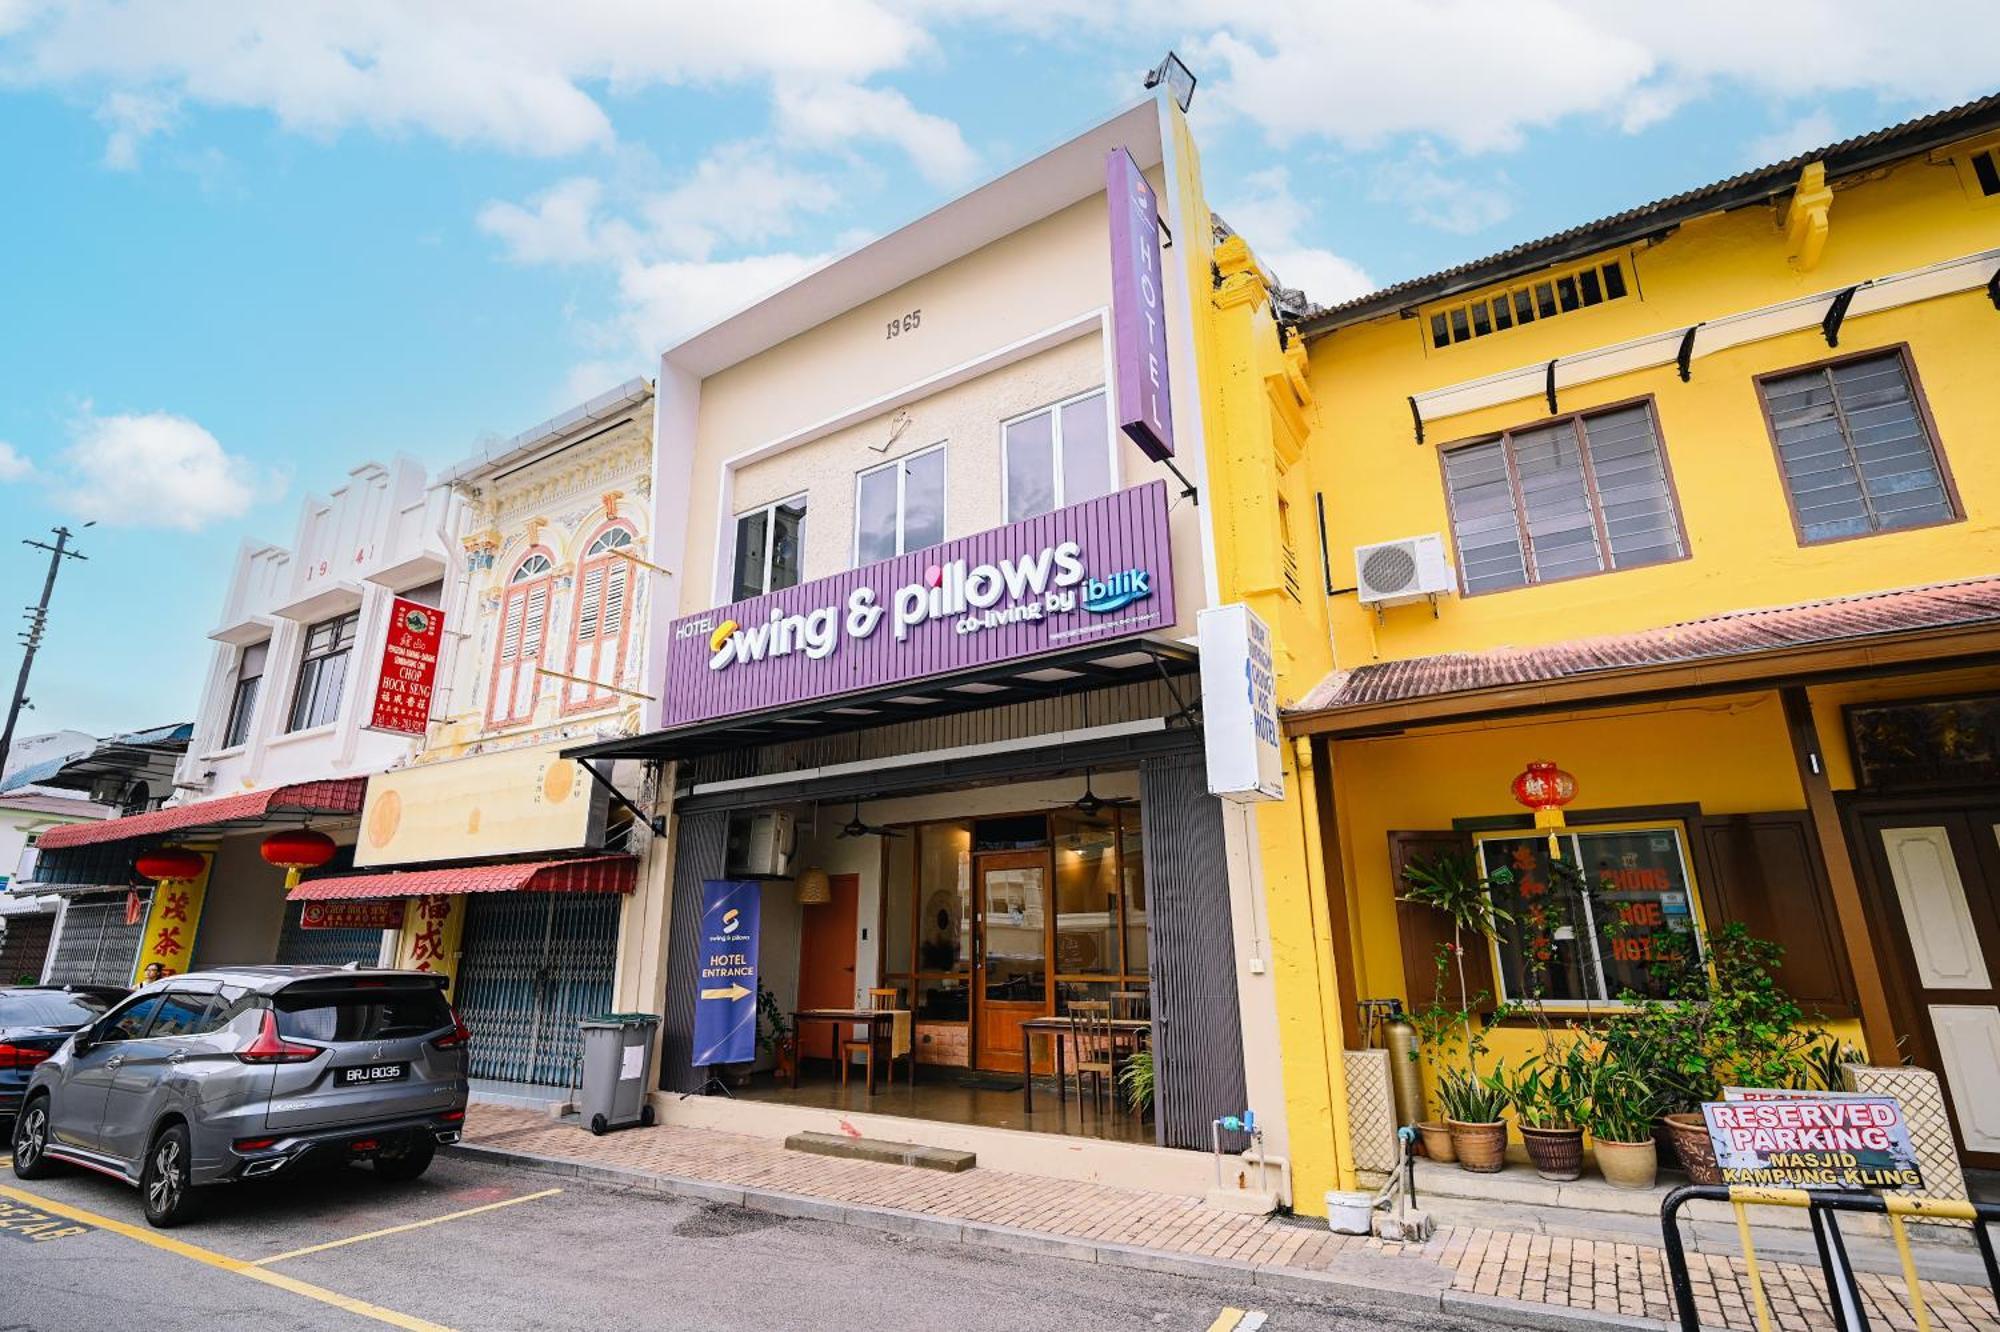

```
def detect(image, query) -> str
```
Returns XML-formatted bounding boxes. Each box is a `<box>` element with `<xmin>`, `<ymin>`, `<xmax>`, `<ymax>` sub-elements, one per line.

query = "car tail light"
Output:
<box><xmin>233</xmin><ymin>1137</ymin><xmax>279</xmax><ymax>1152</ymax></box>
<box><xmin>439</xmin><ymin>1109</ymin><xmax>465</xmax><ymax>1123</ymax></box>
<box><xmin>0</xmin><ymin>1042</ymin><xmax>52</xmax><ymax>1070</ymax></box>
<box><xmin>236</xmin><ymin>1010</ymin><xmax>321</xmax><ymax>1065</ymax></box>
<box><xmin>431</xmin><ymin>1006</ymin><xmax>472</xmax><ymax>1051</ymax></box>
<box><xmin>349</xmin><ymin>1139</ymin><xmax>379</xmax><ymax>1152</ymax></box>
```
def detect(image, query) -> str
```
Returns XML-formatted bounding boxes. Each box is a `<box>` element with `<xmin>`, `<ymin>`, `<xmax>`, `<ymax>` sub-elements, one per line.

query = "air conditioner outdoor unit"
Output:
<box><xmin>727</xmin><ymin>810</ymin><xmax>796</xmax><ymax>879</ymax></box>
<box><xmin>1354</xmin><ymin>534</ymin><xmax>1454</xmax><ymax>608</ymax></box>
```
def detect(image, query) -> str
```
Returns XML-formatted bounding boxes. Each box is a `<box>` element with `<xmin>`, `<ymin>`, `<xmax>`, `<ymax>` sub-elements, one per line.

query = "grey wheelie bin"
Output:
<box><xmin>578</xmin><ymin>1013</ymin><xmax>660</xmax><ymax>1135</ymax></box>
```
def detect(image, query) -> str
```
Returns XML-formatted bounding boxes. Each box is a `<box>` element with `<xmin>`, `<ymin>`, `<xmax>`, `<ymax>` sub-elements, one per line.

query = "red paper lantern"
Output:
<box><xmin>135</xmin><ymin>848</ymin><xmax>207</xmax><ymax>883</ymax></box>
<box><xmin>261</xmin><ymin>829</ymin><xmax>337</xmax><ymax>891</ymax></box>
<box><xmin>260</xmin><ymin>829</ymin><xmax>337</xmax><ymax>871</ymax></box>
<box><xmin>1510</xmin><ymin>761</ymin><xmax>1577</xmax><ymax>812</ymax></box>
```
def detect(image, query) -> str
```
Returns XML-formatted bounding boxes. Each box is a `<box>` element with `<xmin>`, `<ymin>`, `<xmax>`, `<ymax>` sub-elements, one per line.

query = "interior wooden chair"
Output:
<box><xmin>842</xmin><ymin>985</ymin><xmax>911</xmax><ymax>1089</ymax></box>
<box><xmin>1110</xmin><ymin>989</ymin><xmax>1151</xmax><ymax>1024</ymax></box>
<box><xmin>1067</xmin><ymin>1000</ymin><xmax>1117</xmax><ymax>1116</ymax></box>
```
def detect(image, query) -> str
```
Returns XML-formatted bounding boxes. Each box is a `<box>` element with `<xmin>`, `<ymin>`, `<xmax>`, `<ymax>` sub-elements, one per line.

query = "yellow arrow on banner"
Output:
<box><xmin>699</xmin><ymin>983</ymin><xmax>751</xmax><ymax>1001</ymax></box>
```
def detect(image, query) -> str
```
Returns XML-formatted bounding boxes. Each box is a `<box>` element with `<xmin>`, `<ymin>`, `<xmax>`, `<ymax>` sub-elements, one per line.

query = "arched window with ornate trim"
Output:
<box><xmin>488</xmin><ymin>549</ymin><xmax>554</xmax><ymax>725</ymax></box>
<box><xmin>564</xmin><ymin>523</ymin><xmax>638</xmax><ymax>714</ymax></box>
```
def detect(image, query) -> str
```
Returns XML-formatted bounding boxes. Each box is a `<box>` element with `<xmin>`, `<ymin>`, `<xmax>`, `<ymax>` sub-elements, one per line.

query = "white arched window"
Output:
<box><xmin>488</xmin><ymin>551</ymin><xmax>554</xmax><ymax>725</ymax></box>
<box><xmin>565</xmin><ymin>524</ymin><xmax>637</xmax><ymax>714</ymax></box>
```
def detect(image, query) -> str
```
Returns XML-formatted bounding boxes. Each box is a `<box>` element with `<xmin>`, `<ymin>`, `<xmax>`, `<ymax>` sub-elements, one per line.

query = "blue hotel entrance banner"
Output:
<box><xmin>692</xmin><ymin>879</ymin><xmax>760</xmax><ymax>1068</ymax></box>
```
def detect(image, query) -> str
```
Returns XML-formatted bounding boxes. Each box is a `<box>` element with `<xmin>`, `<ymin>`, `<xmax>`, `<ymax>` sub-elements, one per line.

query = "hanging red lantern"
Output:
<box><xmin>260</xmin><ymin>829</ymin><xmax>337</xmax><ymax>891</ymax></box>
<box><xmin>1510</xmin><ymin>761</ymin><xmax>1577</xmax><ymax>858</ymax></box>
<box><xmin>134</xmin><ymin>847</ymin><xmax>207</xmax><ymax>883</ymax></box>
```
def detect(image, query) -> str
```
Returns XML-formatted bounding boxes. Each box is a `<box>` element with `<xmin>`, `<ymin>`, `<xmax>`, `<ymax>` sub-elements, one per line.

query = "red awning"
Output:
<box><xmin>287</xmin><ymin>855</ymin><xmax>639</xmax><ymax>901</ymax></box>
<box><xmin>35</xmin><ymin>778</ymin><xmax>367</xmax><ymax>851</ymax></box>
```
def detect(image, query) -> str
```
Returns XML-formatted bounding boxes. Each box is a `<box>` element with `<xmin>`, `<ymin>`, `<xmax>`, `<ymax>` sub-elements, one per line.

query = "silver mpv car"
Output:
<box><xmin>10</xmin><ymin>965</ymin><xmax>469</xmax><ymax>1227</ymax></box>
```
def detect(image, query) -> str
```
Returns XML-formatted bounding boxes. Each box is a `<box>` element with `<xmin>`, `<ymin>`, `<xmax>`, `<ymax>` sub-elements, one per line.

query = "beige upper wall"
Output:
<box><xmin>672</xmin><ymin>174</ymin><xmax>1205</xmax><ymax>635</ymax></box>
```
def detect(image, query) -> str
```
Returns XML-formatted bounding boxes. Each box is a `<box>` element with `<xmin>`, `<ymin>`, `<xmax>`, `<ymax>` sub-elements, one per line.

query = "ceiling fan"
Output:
<box><xmin>834</xmin><ymin>801</ymin><xmax>904</xmax><ymax>838</ymax></box>
<box><xmin>1051</xmin><ymin>770</ymin><xmax>1132</xmax><ymax>819</ymax></box>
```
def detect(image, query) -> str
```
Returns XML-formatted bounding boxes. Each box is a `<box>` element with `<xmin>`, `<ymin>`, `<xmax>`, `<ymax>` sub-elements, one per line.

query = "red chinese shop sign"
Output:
<box><xmin>366</xmin><ymin>597</ymin><xmax>444</xmax><ymax>735</ymax></box>
<box><xmin>299</xmin><ymin>900</ymin><xmax>405</xmax><ymax>931</ymax></box>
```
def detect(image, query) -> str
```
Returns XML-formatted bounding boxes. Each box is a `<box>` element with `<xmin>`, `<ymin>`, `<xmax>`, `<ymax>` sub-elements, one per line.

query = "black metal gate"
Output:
<box><xmin>456</xmin><ymin>892</ymin><xmax>620</xmax><ymax>1087</ymax></box>
<box><xmin>275</xmin><ymin>900</ymin><xmax>385</xmax><ymax>968</ymax></box>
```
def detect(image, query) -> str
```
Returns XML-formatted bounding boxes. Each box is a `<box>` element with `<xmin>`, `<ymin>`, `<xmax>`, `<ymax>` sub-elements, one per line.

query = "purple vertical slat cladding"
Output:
<box><xmin>662</xmin><ymin>482</ymin><xmax>1178</xmax><ymax>727</ymax></box>
<box><xmin>1107</xmin><ymin>147</ymin><xmax>1176</xmax><ymax>464</ymax></box>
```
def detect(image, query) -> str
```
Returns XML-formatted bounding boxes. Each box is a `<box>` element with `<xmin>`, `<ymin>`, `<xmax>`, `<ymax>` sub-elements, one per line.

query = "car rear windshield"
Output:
<box><xmin>273</xmin><ymin>987</ymin><xmax>452</xmax><ymax>1043</ymax></box>
<box><xmin>0</xmin><ymin>990</ymin><xmax>115</xmax><ymax>1028</ymax></box>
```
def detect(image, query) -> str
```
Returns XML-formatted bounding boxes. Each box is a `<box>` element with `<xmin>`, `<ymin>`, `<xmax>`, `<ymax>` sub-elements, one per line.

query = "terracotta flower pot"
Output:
<box><xmin>1663</xmin><ymin>1112</ymin><xmax>1722</xmax><ymax>1185</ymax></box>
<box><xmin>1447</xmin><ymin>1119</ymin><xmax>1508</xmax><ymax>1173</ymax></box>
<box><xmin>1594</xmin><ymin>1137</ymin><xmax>1659</xmax><ymax>1190</ymax></box>
<box><xmin>1520</xmin><ymin>1124</ymin><xmax>1585</xmax><ymax>1181</ymax></box>
<box><xmin>1416</xmin><ymin>1121</ymin><xmax>1457</xmax><ymax>1163</ymax></box>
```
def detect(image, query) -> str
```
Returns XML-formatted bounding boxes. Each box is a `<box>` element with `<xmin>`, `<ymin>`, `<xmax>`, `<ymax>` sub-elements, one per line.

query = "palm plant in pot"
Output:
<box><xmin>1400</xmin><ymin>853</ymin><xmax>1513</xmax><ymax>1172</ymax></box>
<box><xmin>1579</xmin><ymin>1048</ymin><xmax>1659</xmax><ymax>1190</ymax></box>
<box><xmin>1509</xmin><ymin>1044</ymin><xmax>1589</xmax><ymax>1181</ymax></box>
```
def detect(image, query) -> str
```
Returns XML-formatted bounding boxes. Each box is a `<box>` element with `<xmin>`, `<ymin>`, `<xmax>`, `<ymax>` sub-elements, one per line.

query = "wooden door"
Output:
<box><xmin>1861</xmin><ymin>808</ymin><xmax>2000</xmax><ymax>1168</ymax></box>
<box><xmin>972</xmin><ymin>852</ymin><xmax>1052</xmax><ymax>1072</ymax></box>
<box><xmin>796</xmin><ymin>874</ymin><xmax>860</xmax><ymax>1061</ymax></box>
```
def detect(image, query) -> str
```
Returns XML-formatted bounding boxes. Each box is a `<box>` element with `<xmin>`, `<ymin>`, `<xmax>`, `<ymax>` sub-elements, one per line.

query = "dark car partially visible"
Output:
<box><xmin>0</xmin><ymin>986</ymin><xmax>121</xmax><ymax>1121</ymax></box>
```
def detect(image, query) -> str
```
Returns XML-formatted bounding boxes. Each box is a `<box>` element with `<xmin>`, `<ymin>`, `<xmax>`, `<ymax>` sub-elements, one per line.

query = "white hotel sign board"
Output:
<box><xmin>1199</xmin><ymin>603</ymin><xmax>1284</xmax><ymax>802</ymax></box>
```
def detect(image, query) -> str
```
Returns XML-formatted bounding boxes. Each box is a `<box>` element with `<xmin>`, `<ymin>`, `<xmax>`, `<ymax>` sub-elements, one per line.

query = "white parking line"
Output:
<box><xmin>252</xmin><ymin>1187</ymin><xmax>561</xmax><ymax>1265</ymax></box>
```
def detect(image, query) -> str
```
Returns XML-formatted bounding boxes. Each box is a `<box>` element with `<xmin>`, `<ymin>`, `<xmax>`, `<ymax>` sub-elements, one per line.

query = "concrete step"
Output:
<box><xmin>785</xmin><ymin>1131</ymin><xmax>976</xmax><ymax>1173</ymax></box>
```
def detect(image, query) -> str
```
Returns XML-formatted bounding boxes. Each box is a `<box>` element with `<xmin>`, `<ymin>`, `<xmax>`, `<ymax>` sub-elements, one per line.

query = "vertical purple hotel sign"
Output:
<box><xmin>661</xmin><ymin>482</ymin><xmax>1177</xmax><ymax>727</ymax></box>
<box><xmin>1107</xmin><ymin>147</ymin><xmax>1176</xmax><ymax>463</ymax></box>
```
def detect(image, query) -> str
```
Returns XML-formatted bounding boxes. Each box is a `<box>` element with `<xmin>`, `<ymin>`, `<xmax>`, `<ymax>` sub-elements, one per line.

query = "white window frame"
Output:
<box><xmin>852</xmin><ymin>442</ymin><xmax>948</xmax><ymax>566</ymax></box>
<box><xmin>731</xmin><ymin>494</ymin><xmax>808</xmax><ymax>600</ymax></box>
<box><xmin>999</xmin><ymin>387</ymin><xmax>1118</xmax><ymax>523</ymax></box>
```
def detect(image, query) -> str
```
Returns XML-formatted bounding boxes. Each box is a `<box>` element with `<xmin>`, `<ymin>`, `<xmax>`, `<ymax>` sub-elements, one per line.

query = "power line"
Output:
<box><xmin>0</xmin><ymin>524</ymin><xmax>90</xmax><ymax>781</ymax></box>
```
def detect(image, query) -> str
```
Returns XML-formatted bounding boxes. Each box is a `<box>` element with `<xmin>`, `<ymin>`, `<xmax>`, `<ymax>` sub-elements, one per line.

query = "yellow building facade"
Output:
<box><xmin>1202</xmin><ymin>97</ymin><xmax>2000</xmax><ymax>1209</ymax></box>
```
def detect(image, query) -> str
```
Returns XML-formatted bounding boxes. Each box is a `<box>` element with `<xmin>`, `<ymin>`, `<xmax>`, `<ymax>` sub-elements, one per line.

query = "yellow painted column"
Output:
<box><xmin>132</xmin><ymin>852</ymin><xmax>214</xmax><ymax>982</ymax></box>
<box><xmin>397</xmin><ymin>894</ymin><xmax>465</xmax><ymax>999</ymax></box>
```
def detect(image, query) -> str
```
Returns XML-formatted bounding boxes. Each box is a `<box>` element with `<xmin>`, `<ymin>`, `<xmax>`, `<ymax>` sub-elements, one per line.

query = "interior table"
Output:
<box><xmin>1018</xmin><ymin>1015</ymin><xmax>1150</xmax><ymax>1115</ymax></box>
<box><xmin>791</xmin><ymin>1008</ymin><xmax>898</xmax><ymax>1095</ymax></box>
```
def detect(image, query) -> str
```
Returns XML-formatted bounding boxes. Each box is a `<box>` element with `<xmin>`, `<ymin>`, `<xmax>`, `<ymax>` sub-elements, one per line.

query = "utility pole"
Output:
<box><xmin>0</xmin><ymin>525</ymin><xmax>89</xmax><ymax>780</ymax></box>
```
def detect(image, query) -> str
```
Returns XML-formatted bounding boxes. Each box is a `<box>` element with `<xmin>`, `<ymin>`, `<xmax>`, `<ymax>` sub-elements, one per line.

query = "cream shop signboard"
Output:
<box><xmin>663</xmin><ymin>482</ymin><xmax>1177</xmax><ymax>726</ymax></box>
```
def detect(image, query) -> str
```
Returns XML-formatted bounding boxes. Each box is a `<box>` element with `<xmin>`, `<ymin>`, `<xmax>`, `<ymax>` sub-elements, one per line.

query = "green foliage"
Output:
<box><xmin>1507</xmin><ymin>1040</ymin><xmax>1593</xmax><ymax>1131</ymax></box>
<box><xmin>755</xmin><ymin>983</ymin><xmax>792</xmax><ymax>1057</ymax></box>
<box><xmin>1119</xmin><ymin>1049</ymin><xmax>1155</xmax><ymax>1115</ymax></box>
<box><xmin>1400</xmin><ymin>852</ymin><xmax>1515</xmax><ymax>1117</ymax></box>
<box><xmin>1789</xmin><ymin>1037</ymin><xmax>1870</xmax><ymax>1092</ymax></box>
<box><xmin>1436</xmin><ymin>1063</ymin><xmax>1510</xmax><ymax>1124</ymax></box>
<box><xmin>1399</xmin><ymin>853</ymin><xmax>1513</xmax><ymax>942</ymax></box>
<box><xmin>1576</xmin><ymin>1052</ymin><xmax>1656</xmax><ymax>1144</ymax></box>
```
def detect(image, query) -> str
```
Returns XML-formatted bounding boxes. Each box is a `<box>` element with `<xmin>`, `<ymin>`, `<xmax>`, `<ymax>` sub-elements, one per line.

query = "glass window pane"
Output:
<box><xmin>1582</xmin><ymin>406</ymin><xmax>1682</xmax><ymax>569</ymax></box>
<box><xmin>1058</xmin><ymin>394</ymin><xmax>1112</xmax><ymax>506</ymax></box>
<box><xmin>1053</xmin><ymin>813</ymin><xmax>1119</xmax><ymax>976</ymax></box>
<box><xmin>981</xmin><ymin>865</ymin><xmax>1046</xmax><ymax>1002</ymax></box>
<box><xmin>855</xmin><ymin>465</ymin><xmax>899</xmax><ymax>564</ymax></box>
<box><xmin>1762</xmin><ymin>356</ymin><xmax>1949</xmax><ymax>542</ymax></box>
<box><xmin>902</xmin><ymin>449</ymin><xmax>946</xmax><ymax>551</ymax></box>
<box><xmin>731</xmin><ymin>509</ymin><xmax>769</xmax><ymax>600</ymax></box>
<box><xmin>770</xmin><ymin>499</ymin><xmax>805</xmax><ymax>591</ymax></box>
<box><xmin>1121</xmin><ymin>810</ymin><xmax>1148</xmax><ymax>975</ymax></box>
<box><xmin>1573</xmin><ymin>829</ymin><xmax>1699</xmax><ymax>1001</ymax></box>
<box><xmin>884</xmin><ymin>829</ymin><xmax>914</xmax><ymax>977</ymax></box>
<box><xmin>1511</xmin><ymin>423</ymin><xmax>1602</xmax><ymax>582</ymax></box>
<box><xmin>1443</xmin><ymin>440</ymin><xmax>1528</xmax><ymax>593</ymax></box>
<box><xmin>1480</xmin><ymin>836</ymin><xmax>1601</xmax><ymax>1004</ymax></box>
<box><xmin>1602</xmin><ymin>262</ymin><xmax>1627</xmax><ymax>300</ymax></box>
<box><xmin>1005</xmin><ymin>413</ymin><xmax>1055</xmax><ymax>521</ymax></box>
<box><xmin>917</xmin><ymin>822</ymin><xmax>972</xmax><ymax>974</ymax></box>
<box><xmin>1430</xmin><ymin>313</ymin><xmax>1450</xmax><ymax>348</ymax></box>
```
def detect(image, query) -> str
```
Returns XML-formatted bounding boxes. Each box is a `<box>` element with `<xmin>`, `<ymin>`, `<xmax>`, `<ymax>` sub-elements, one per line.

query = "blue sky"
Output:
<box><xmin>0</xmin><ymin>2</ymin><xmax>1993</xmax><ymax>738</ymax></box>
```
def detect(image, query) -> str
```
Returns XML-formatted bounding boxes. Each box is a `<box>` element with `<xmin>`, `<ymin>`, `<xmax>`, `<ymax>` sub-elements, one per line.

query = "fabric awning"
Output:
<box><xmin>34</xmin><ymin>778</ymin><xmax>367</xmax><ymax>851</ymax></box>
<box><xmin>288</xmin><ymin>855</ymin><xmax>638</xmax><ymax>901</ymax></box>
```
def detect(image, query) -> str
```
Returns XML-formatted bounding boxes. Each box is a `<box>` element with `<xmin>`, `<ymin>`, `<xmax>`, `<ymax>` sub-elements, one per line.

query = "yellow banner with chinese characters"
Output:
<box><xmin>396</xmin><ymin>893</ymin><xmax>465</xmax><ymax>999</ymax></box>
<box><xmin>132</xmin><ymin>852</ymin><xmax>212</xmax><ymax>983</ymax></box>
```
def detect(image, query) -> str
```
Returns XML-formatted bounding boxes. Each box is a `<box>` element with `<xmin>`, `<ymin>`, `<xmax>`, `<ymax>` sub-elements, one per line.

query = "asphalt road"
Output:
<box><xmin>0</xmin><ymin>1151</ymin><xmax>1505</xmax><ymax>1332</ymax></box>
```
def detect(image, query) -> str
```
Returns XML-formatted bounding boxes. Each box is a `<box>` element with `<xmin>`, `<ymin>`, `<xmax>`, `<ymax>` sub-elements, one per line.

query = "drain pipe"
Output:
<box><xmin>1293</xmin><ymin>735</ymin><xmax>1358</xmax><ymax>1192</ymax></box>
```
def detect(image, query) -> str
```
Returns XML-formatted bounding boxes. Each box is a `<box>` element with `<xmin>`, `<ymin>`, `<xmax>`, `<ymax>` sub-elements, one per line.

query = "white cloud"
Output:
<box><xmin>478</xmin><ymin>178</ymin><xmax>621</xmax><ymax>267</ymax></box>
<box><xmin>1745</xmin><ymin>109</ymin><xmax>1840</xmax><ymax>167</ymax></box>
<box><xmin>642</xmin><ymin>143</ymin><xmax>842</xmax><ymax>260</ymax></box>
<box><xmin>1370</xmin><ymin>144</ymin><xmax>1515</xmax><ymax>236</ymax></box>
<box><xmin>1217</xmin><ymin>167</ymin><xmax>1374</xmax><ymax>307</ymax></box>
<box><xmin>94</xmin><ymin>89</ymin><xmax>177</xmax><ymax>170</ymax></box>
<box><xmin>773</xmin><ymin>80</ymin><xmax>978</xmax><ymax>186</ymax></box>
<box><xmin>57</xmin><ymin>411</ymin><xmax>266</xmax><ymax>530</ymax></box>
<box><xmin>607</xmin><ymin>249</ymin><xmax>830</xmax><ymax>364</ymax></box>
<box><xmin>1175</xmin><ymin>1</ymin><xmax>2000</xmax><ymax>154</ymax></box>
<box><xmin>5</xmin><ymin>0</ymin><xmax>937</xmax><ymax>157</ymax></box>
<box><xmin>0</xmin><ymin>441</ymin><xmax>33</xmax><ymax>481</ymax></box>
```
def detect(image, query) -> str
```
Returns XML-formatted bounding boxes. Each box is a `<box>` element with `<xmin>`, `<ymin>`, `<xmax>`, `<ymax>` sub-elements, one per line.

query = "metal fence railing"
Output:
<box><xmin>1661</xmin><ymin>1184</ymin><xmax>2000</xmax><ymax>1332</ymax></box>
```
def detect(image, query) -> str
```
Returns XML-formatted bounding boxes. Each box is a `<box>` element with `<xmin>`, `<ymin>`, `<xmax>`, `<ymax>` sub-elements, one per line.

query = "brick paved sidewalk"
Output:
<box><xmin>459</xmin><ymin>1105</ymin><xmax>1996</xmax><ymax>1332</ymax></box>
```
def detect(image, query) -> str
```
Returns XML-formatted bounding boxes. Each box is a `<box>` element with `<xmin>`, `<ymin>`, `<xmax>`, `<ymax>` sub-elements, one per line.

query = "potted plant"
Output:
<box><xmin>1580</xmin><ymin>1050</ymin><xmax>1659</xmax><ymax>1190</ymax></box>
<box><xmin>1509</xmin><ymin>1047</ymin><xmax>1587</xmax><ymax>1181</ymax></box>
<box><xmin>1400</xmin><ymin>853</ymin><xmax>1513</xmax><ymax>1170</ymax></box>
<box><xmin>756</xmin><ymin>984</ymin><xmax>796</xmax><ymax>1083</ymax></box>
<box><xmin>1118</xmin><ymin>1048</ymin><xmax>1154</xmax><ymax>1116</ymax></box>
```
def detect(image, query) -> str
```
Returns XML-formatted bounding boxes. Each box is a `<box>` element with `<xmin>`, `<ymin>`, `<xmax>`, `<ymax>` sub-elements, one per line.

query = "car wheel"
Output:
<box><xmin>373</xmin><ymin>1137</ymin><xmax>435</xmax><ymax>1183</ymax></box>
<box><xmin>11</xmin><ymin>1097</ymin><xmax>61</xmax><ymax>1180</ymax></box>
<box><xmin>141</xmin><ymin>1124</ymin><xmax>204</xmax><ymax>1228</ymax></box>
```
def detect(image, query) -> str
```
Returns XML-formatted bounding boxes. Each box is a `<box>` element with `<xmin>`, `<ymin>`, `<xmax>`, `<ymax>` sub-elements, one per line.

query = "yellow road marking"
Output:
<box><xmin>253</xmin><ymin>1187</ymin><xmax>561</xmax><ymax>1265</ymax></box>
<box><xmin>0</xmin><ymin>1181</ymin><xmax>454</xmax><ymax>1332</ymax></box>
<box><xmin>1205</xmin><ymin>1308</ymin><xmax>1245</xmax><ymax>1332</ymax></box>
